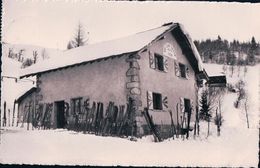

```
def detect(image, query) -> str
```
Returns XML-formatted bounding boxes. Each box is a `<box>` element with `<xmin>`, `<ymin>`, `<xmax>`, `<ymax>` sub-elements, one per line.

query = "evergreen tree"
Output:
<box><xmin>199</xmin><ymin>89</ymin><xmax>212</xmax><ymax>122</ymax></box>
<box><xmin>247</xmin><ymin>36</ymin><xmax>257</xmax><ymax>65</ymax></box>
<box><xmin>67</xmin><ymin>41</ymin><xmax>74</xmax><ymax>50</ymax></box>
<box><xmin>67</xmin><ymin>22</ymin><xmax>89</xmax><ymax>49</ymax></box>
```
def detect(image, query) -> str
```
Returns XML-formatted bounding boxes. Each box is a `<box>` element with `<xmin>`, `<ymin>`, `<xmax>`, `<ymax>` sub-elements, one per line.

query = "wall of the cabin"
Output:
<box><xmin>137</xmin><ymin>31</ymin><xmax>199</xmax><ymax>135</ymax></box>
<box><xmin>17</xmin><ymin>91</ymin><xmax>36</xmax><ymax>124</ymax></box>
<box><xmin>37</xmin><ymin>55</ymin><xmax>129</xmax><ymax>128</ymax></box>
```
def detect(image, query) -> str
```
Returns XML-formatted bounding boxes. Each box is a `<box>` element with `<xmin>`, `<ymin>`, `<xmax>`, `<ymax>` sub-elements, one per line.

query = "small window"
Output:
<box><xmin>71</xmin><ymin>97</ymin><xmax>82</xmax><ymax>114</ymax></box>
<box><xmin>179</xmin><ymin>63</ymin><xmax>186</xmax><ymax>78</ymax></box>
<box><xmin>154</xmin><ymin>54</ymin><xmax>164</xmax><ymax>71</ymax></box>
<box><xmin>184</xmin><ymin>98</ymin><xmax>191</xmax><ymax>112</ymax></box>
<box><xmin>129</xmin><ymin>62</ymin><xmax>133</xmax><ymax>67</ymax></box>
<box><xmin>153</xmin><ymin>92</ymin><xmax>162</xmax><ymax>110</ymax></box>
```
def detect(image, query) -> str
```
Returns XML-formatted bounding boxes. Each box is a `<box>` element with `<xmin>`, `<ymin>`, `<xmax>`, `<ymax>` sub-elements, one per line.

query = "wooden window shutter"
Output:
<box><xmin>147</xmin><ymin>91</ymin><xmax>154</xmax><ymax>110</ymax></box>
<box><xmin>162</xmin><ymin>95</ymin><xmax>168</xmax><ymax>109</ymax></box>
<box><xmin>149</xmin><ymin>51</ymin><xmax>155</xmax><ymax>69</ymax></box>
<box><xmin>186</xmin><ymin>65</ymin><xmax>190</xmax><ymax>79</ymax></box>
<box><xmin>174</xmin><ymin>61</ymin><xmax>180</xmax><ymax>77</ymax></box>
<box><xmin>180</xmin><ymin>97</ymin><xmax>185</xmax><ymax>113</ymax></box>
<box><xmin>163</xmin><ymin>56</ymin><xmax>168</xmax><ymax>72</ymax></box>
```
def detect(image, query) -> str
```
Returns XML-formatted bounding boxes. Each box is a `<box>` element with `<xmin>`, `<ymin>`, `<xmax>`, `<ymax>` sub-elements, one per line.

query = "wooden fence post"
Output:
<box><xmin>12</xmin><ymin>100</ymin><xmax>16</xmax><ymax>127</ymax></box>
<box><xmin>8</xmin><ymin>109</ymin><xmax>11</xmax><ymax>127</ymax></box>
<box><xmin>3</xmin><ymin>101</ymin><xmax>7</xmax><ymax>127</ymax></box>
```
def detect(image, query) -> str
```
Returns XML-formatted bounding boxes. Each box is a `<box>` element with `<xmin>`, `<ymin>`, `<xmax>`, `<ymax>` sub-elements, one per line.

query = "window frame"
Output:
<box><xmin>152</xmin><ymin>92</ymin><xmax>163</xmax><ymax>110</ymax></box>
<box><xmin>184</xmin><ymin>98</ymin><xmax>191</xmax><ymax>113</ymax></box>
<box><xmin>154</xmin><ymin>53</ymin><xmax>165</xmax><ymax>72</ymax></box>
<box><xmin>179</xmin><ymin>63</ymin><xmax>187</xmax><ymax>78</ymax></box>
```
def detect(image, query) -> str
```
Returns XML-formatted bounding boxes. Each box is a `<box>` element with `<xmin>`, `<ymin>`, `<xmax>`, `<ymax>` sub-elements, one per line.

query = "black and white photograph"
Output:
<box><xmin>0</xmin><ymin>0</ymin><xmax>259</xmax><ymax>167</ymax></box>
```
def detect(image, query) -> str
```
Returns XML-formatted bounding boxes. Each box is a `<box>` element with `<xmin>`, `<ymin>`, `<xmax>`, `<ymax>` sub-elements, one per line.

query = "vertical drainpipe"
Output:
<box><xmin>125</xmin><ymin>53</ymin><xmax>142</xmax><ymax>137</ymax></box>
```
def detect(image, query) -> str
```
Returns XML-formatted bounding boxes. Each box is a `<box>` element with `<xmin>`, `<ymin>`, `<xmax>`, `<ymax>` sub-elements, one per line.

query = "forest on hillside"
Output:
<box><xmin>194</xmin><ymin>36</ymin><xmax>260</xmax><ymax>66</ymax></box>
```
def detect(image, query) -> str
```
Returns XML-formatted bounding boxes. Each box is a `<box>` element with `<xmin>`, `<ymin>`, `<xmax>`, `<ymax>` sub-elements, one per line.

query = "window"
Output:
<box><xmin>154</xmin><ymin>54</ymin><xmax>164</xmax><ymax>71</ymax></box>
<box><xmin>152</xmin><ymin>92</ymin><xmax>162</xmax><ymax>110</ymax></box>
<box><xmin>179</xmin><ymin>63</ymin><xmax>186</xmax><ymax>78</ymax></box>
<box><xmin>184</xmin><ymin>98</ymin><xmax>191</xmax><ymax>112</ymax></box>
<box><xmin>71</xmin><ymin>97</ymin><xmax>82</xmax><ymax>114</ymax></box>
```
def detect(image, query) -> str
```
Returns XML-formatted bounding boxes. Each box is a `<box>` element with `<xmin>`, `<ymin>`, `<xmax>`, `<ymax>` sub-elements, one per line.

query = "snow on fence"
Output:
<box><xmin>5</xmin><ymin>97</ymin><xmax>202</xmax><ymax>141</ymax></box>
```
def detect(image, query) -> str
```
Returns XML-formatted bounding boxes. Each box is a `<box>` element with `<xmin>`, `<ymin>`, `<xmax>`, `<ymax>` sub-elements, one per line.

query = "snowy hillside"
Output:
<box><xmin>2</xmin><ymin>42</ymin><xmax>63</xmax><ymax>64</ymax></box>
<box><xmin>204</xmin><ymin>63</ymin><xmax>259</xmax><ymax>128</ymax></box>
<box><xmin>0</xmin><ymin>63</ymin><xmax>259</xmax><ymax>167</ymax></box>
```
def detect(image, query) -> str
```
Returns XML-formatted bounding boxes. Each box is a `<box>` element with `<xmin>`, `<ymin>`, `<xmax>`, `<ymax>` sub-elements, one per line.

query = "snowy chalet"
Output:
<box><xmin>19</xmin><ymin>23</ymin><xmax>209</xmax><ymax>138</ymax></box>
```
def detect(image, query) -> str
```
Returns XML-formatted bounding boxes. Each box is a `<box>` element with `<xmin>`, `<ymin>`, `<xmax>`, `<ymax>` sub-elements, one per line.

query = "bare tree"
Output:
<box><xmin>222</xmin><ymin>63</ymin><xmax>227</xmax><ymax>74</ymax></box>
<box><xmin>18</xmin><ymin>49</ymin><xmax>25</xmax><ymax>62</ymax></box>
<box><xmin>229</xmin><ymin>64</ymin><xmax>235</xmax><ymax>77</ymax></box>
<box><xmin>243</xmin><ymin>65</ymin><xmax>248</xmax><ymax>77</ymax></box>
<box><xmin>33</xmin><ymin>51</ymin><xmax>38</xmax><ymax>64</ymax></box>
<box><xmin>67</xmin><ymin>22</ymin><xmax>89</xmax><ymax>49</ymax></box>
<box><xmin>244</xmin><ymin>97</ymin><xmax>250</xmax><ymax>128</ymax></box>
<box><xmin>214</xmin><ymin>106</ymin><xmax>223</xmax><ymax>136</ymax></box>
<box><xmin>41</xmin><ymin>48</ymin><xmax>49</xmax><ymax>60</ymax></box>
<box><xmin>8</xmin><ymin>48</ymin><xmax>14</xmax><ymax>58</ymax></box>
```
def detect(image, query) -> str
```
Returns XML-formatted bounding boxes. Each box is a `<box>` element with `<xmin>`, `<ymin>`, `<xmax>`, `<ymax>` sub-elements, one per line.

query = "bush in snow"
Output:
<box><xmin>234</xmin><ymin>80</ymin><xmax>246</xmax><ymax>108</ymax></box>
<box><xmin>227</xmin><ymin>83</ymin><xmax>237</xmax><ymax>93</ymax></box>
<box><xmin>22</xmin><ymin>58</ymin><xmax>34</xmax><ymax>68</ymax></box>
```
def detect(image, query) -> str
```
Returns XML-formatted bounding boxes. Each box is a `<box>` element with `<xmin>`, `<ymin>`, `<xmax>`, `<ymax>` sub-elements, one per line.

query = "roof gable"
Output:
<box><xmin>16</xmin><ymin>87</ymin><xmax>37</xmax><ymax>103</ymax></box>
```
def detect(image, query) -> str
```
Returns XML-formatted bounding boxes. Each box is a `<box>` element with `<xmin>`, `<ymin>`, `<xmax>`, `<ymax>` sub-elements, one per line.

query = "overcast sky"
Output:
<box><xmin>2</xmin><ymin>0</ymin><xmax>260</xmax><ymax>50</ymax></box>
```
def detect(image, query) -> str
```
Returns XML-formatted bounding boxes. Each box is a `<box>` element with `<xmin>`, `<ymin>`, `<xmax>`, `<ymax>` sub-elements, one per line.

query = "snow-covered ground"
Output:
<box><xmin>0</xmin><ymin>126</ymin><xmax>257</xmax><ymax>167</ymax></box>
<box><xmin>0</xmin><ymin>62</ymin><xmax>259</xmax><ymax>167</ymax></box>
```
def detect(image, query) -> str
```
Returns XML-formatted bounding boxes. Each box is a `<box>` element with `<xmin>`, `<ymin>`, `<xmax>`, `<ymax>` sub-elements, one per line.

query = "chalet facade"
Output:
<box><xmin>19</xmin><ymin>23</ymin><xmax>208</xmax><ymax>138</ymax></box>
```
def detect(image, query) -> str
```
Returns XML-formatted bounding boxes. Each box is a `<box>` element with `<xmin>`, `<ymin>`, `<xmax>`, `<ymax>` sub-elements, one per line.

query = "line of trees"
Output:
<box><xmin>194</xmin><ymin>36</ymin><xmax>260</xmax><ymax>65</ymax></box>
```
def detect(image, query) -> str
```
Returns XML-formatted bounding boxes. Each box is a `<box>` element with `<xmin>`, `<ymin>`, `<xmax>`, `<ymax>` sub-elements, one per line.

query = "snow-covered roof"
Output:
<box><xmin>203</xmin><ymin>63</ymin><xmax>226</xmax><ymax>76</ymax></box>
<box><xmin>16</xmin><ymin>87</ymin><xmax>37</xmax><ymax>103</ymax></box>
<box><xmin>20</xmin><ymin>22</ymin><xmax>203</xmax><ymax>78</ymax></box>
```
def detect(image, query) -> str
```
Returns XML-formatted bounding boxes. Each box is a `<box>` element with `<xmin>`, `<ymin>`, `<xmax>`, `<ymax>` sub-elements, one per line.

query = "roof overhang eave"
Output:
<box><xmin>20</xmin><ymin>51</ymin><xmax>138</xmax><ymax>79</ymax></box>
